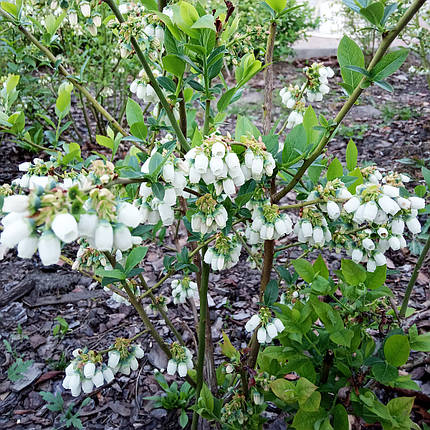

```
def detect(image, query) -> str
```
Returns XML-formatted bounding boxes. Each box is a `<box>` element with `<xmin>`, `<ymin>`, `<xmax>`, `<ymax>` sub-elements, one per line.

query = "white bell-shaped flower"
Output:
<box><xmin>78</xmin><ymin>213</ymin><xmax>98</xmax><ymax>237</ymax></box>
<box><xmin>51</xmin><ymin>213</ymin><xmax>78</xmax><ymax>243</ymax></box>
<box><xmin>0</xmin><ymin>218</ymin><xmax>32</xmax><ymax>248</ymax></box>
<box><xmin>118</xmin><ymin>202</ymin><xmax>141</xmax><ymax>228</ymax></box>
<box><xmin>94</xmin><ymin>220</ymin><xmax>113</xmax><ymax>251</ymax></box>
<box><xmin>409</xmin><ymin>197</ymin><xmax>425</xmax><ymax>209</ymax></box>
<box><xmin>38</xmin><ymin>230</ymin><xmax>61</xmax><ymax>266</ymax></box>
<box><xmin>406</xmin><ymin>217</ymin><xmax>421</xmax><ymax>234</ymax></box>
<box><xmin>113</xmin><ymin>224</ymin><xmax>133</xmax><ymax>251</ymax></box>
<box><xmin>326</xmin><ymin>200</ymin><xmax>340</xmax><ymax>220</ymax></box>
<box><xmin>17</xmin><ymin>236</ymin><xmax>39</xmax><ymax>259</ymax></box>
<box><xmin>2</xmin><ymin>195</ymin><xmax>29</xmax><ymax>213</ymax></box>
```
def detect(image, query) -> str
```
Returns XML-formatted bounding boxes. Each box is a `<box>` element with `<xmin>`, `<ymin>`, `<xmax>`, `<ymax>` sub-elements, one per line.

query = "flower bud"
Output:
<box><xmin>80</xmin><ymin>1</ymin><xmax>91</xmax><ymax>17</ymax></box>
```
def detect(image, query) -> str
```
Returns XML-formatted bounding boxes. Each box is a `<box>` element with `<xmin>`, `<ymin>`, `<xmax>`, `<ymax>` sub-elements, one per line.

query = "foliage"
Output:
<box><xmin>208</xmin><ymin>0</ymin><xmax>319</xmax><ymax>60</ymax></box>
<box><xmin>3</xmin><ymin>339</ymin><xmax>33</xmax><ymax>382</ymax></box>
<box><xmin>40</xmin><ymin>391</ymin><xmax>91</xmax><ymax>429</ymax></box>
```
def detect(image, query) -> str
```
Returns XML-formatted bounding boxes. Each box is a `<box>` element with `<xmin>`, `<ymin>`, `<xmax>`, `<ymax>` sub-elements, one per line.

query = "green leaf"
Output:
<box><xmin>125</xmin><ymin>246</ymin><xmax>148</xmax><ymax>274</ymax></box>
<box><xmin>270</xmin><ymin>379</ymin><xmax>296</xmax><ymax>403</ymax></box>
<box><xmin>346</xmin><ymin>139</ymin><xmax>358</xmax><ymax>171</ymax></box>
<box><xmin>130</xmin><ymin>121</ymin><xmax>148</xmax><ymax>140</ymax></box>
<box><xmin>365</xmin><ymin>265</ymin><xmax>386</xmax><ymax>289</ymax></box>
<box><xmin>148</xmin><ymin>152</ymin><xmax>163</xmax><ymax>175</ymax></box>
<box><xmin>152</xmin><ymin>183</ymin><xmax>165</xmax><ymax>201</ymax></box>
<box><xmin>217</xmin><ymin>87</ymin><xmax>237</xmax><ymax>112</ymax></box>
<box><xmin>422</xmin><ymin>166</ymin><xmax>430</xmax><ymax>188</ymax></box>
<box><xmin>327</xmin><ymin>158</ymin><xmax>344</xmax><ymax>180</ymax></box>
<box><xmin>341</xmin><ymin>259</ymin><xmax>366</xmax><ymax>286</ymax></box>
<box><xmin>292</xmin><ymin>259</ymin><xmax>315</xmax><ymax>283</ymax></box>
<box><xmin>330</xmin><ymin>328</ymin><xmax>354</xmax><ymax>347</ymax></box>
<box><xmin>179</xmin><ymin>409</ymin><xmax>188</xmax><ymax>428</ymax></box>
<box><xmin>140</xmin><ymin>0</ymin><xmax>158</xmax><ymax>10</ymax></box>
<box><xmin>409</xmin><ymin>325</ymin><xmax>430</xmax><ymax>352</ymax></box>
<box><xmin>282</xmin><ymin>125</ymin><xmax>307</xmax><ymax>166</ymax></box>
<box><xmin>191</xmin><ymin>14</ymin><xmax>215</xmax><ymax>30</ymax></box>
<box><xmin>264</xmin><ymin>0</ymin><xmax>287</xmax><ymax>13</ymax></box>
<box><xmin>126</xmin><ymin>98</ymin><xmax>144</xmax><ymax>127</ymax></box>
<box><xmin>371</xmin><ymin>49</ymin><xmax>409</xmax><ymax>82</ymax></box>
<box><xmin>372</xmin><ymin>361</ymin><xmax>398</xmax><ymax>384</ymax></box>
<box><xmin>374</xmin><ymin>80</ymin><xmax>393</xmax><ymax>92</ymax></box>
<box><xmin>302</xmin><ymin>105</ymin><xmax>321</xmax><ymax>146</ymax></box>
<box><xmin>337</xmin><ymin>35</ymin><xmax>365</xmax><ymax>94</ymax></box>
<box><xmin>235</xmin><ymin>115</ymin><xmax>260</xmax><ymax>140</ymax></box>
<box><xmin>95</xmin><ymin>268</ymin><xmax>126</xmax><ymax>280</ymax></box>
<box><xmin>387</xmin><ymin>396</ymin><xmax>414</xmax><ymax>421</ymax></box>
<box><xmin>264</xmin><ymin>279</ymin><xmax>279</xmax><ymax>306</ymax></box>
<box><xmin>313</xmin><ymin>255</ymin><xmax>329</xmax><ymax>279</ymax></box>
<box><xmin>162</xmin><ymin>55</ymin><xmax>186</xmax><ymax>77</ymax></box>
<box><xmin>199</xmin><ymin>383</ymin><xmax>214</xmax><ymax>412</ymax></box>
<box><xmin>333</xmin><ymin>404</ymin><xmax>349</xmax><ymax>430</ymax></box>
<box><xmin>96</xmin><ymin>135</ymin><xmax>114</xmax><ymax>150</ymax></box>
<box><xmin>347</xmin><ymin>167</ymin><xmax>364</xmax><ymax>194</ymax></box>
<box><xmin>310</xmin><ymin>276</ymin><xmax>331</xmax><ymax>295</ymax></box>
<box><xmin>384</xmin><ymin>334</ymin><xmax>410</xmax><ymax>367</ymax></box>
<box><xmin>292</xmin><ymin>408</ymin><xmax>326</xmax><ymax>430</ymax></box>
<box><xmin>1</xmin><ymin>1</ymin><xmax>18</xmax><ymax>17</ymax></box>
<box><xmin>55</xmin><ymin>83</ymin><xmax>73</xmax><ymax>117</ymax></box>
<box><xmin>5</xmin><ymin>74</ymin><xmax>19</xmax><ymax>94</ymax></box>
<box><xmin>360</xmin><ymin>2</ymin><xmax>384</xmax><ymax>27</ymax></box>
<box><xmin>221</xmin><ymin>331</ymin><xmax>239</xmax><ymax>359</ymax></box>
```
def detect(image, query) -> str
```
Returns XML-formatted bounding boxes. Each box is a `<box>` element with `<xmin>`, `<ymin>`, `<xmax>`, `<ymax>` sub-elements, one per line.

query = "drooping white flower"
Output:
<box><xmin>378</xmin><ymin>195</ymin><xmax>400</xmax><ymax>216</ymax></box>
<box><xmin>118</xmin><ymin>202</ymin><xmax>141</xmax><ymax>228</ymax></box>
<box><xmin>326</xmin><ymin>200</ymin><xmax>340</xmax><ymax>220</ymax></box>
<box><xmin>363</xmin><ymin>201</ymin><xmax>378</xmax><ymax>222</ymax></box>
<box><xmin>245</xmin><ymin>314</ymin><xmax>261</xmax><ymax>332</ymax></box>
<box><xmin>344</xmin><ymin>196</ymin><xmax>361</xmax><ymax>213</ymax></box>
<box><xmin>351</xmin><ymin>248</ymin><xmax>363</xmax><ymax>264</ymax></box>
<box><xmin>409</xmin><ymin>197</ymin><xmax>425</xmax><ymax>209</ymax></box>
<box><xmin>38</xmin><ymin>230</ymin><xmax>61</xmax><ymax>266</ymax></box>
<box><xmin>113</xmin><ymin>224</ymin><xmax>133</xmax><ymax>251</ymax></box>
<box><xmin>406</xmin><ymin>217</ymin><xmax>421</xmax><ymax>234</ymax></box>
<box><xmin>80</xmin><ymin>1</ymin><xmax>91</xmax><ymax>17</ymax></box>
<box><xmin>2</xmin><ymin>195</ymin><xmax>29</xmax><ymax>213</ymax></box>
<box><xmin>78</xmin><ymin>213</ymin><xmax>98</xmax><ymax>237</ymax></box>
<box><xmin>17</xmin><ymin>236</ymin><xmax>39</xmax><ymax>259</ymax></box>
<box><xmin>51</xmin><ymin>213</ymin><xmax>78</xmax><ymax>243</ymax></box>
<box><xmin>0</xmin><ymin>217</ymin><xmax>32</xmax><ymax>248</ymax></box>
<box><xmin>94</xmin><ymin>220</ymin><xmax>113</xmax><ymax>251</ymax></box>
<box><xmin>391</xmin><ymin>219</ymin><xmax>405</xmax><ymax>235</ymax></box>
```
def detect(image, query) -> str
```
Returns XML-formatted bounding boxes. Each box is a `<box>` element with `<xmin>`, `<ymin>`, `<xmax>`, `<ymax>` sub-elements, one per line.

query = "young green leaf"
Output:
<box><xmin>337</xmin><ymin>35</ymin><xmax>365</xmax><ymax>94</ymax></box>
<box><xmin>292</xmin><ymin>259</ymin><xmax>315</xmax><ymax>283</ymax></box>
<box><xmin>370</xmin><ymin>49</ymin><xmax>409</xmax><ymax>82</ymax></box>
<box><xmin>126</xmin><ymin>98</ymin><xmax>144</xmax><ymax>127</ymax></box>
<box><xmin>346</xmin><ymin>139</ymin><xmax>358</xmax><ymax>171</ymax></box>
<box><xmin>384</xmin><ymin>334</ymin><xmax>410</xmax><ymax>367</ymax></box>
<box><xmin>341</xmin><ymin>259</ymin><xmax>366</xmax><ymax>286</ymax></box>
<box><xmin>327</xmin><ymin>158</ymin><xmax>344</xmax><ymax>180</ymax></box>
<box><xmin>125</xmin><ymin>246</ymin><xmax>148</xmax><ymax>274</ymax></box>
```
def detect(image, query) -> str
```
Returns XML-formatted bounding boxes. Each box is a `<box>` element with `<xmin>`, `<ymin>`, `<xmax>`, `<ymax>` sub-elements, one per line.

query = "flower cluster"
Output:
<box><xmin>280</xmin><ymin>62</ymin><xmax>335</xmax><ymax>128</ymax></box>
<box><xmin>245</xmin><ymin>307</ymin><xmax>285</xmax><ymax>344</ymax></box>
<box><xmin>63</xmin><ymin>348</ymin><xmax>113</xmax><ymax>397</ymax></box>
<box><xmin>246</xmin><ymin>203</ymin><xmax>293</xmax><ymax>244</ymax></box>
<box><xmin>204</xmin><ymin>233</ymin><xmax>242</xmax><ymax>271</ymax></box>
<box><xmin>166</xmin><ymin>343</ymin><xmax>194</xmax><ymax>378</ymax></box>
<box><xmin>191</xmin><ymin>194</ymin><xmax>228</xmax><ymax>234</ymax></box>
<box><xmin>184</xmin><ymin>134</ymin><xmax>245</xmax><ymax>196</ymax></box>
<box><xmin>171</xmin><ymin>277</ymin><xmax>198</xmax><ymax>304</ymax></box>
<box><xmin>303</xmin><ymin>63</ymin><xmax>335</xmax><ymax>102</ymax></box>
<box><xmin>107</xmin><ymin>340</ymin><xmax>145</xmax><ymax>375</ymax></box>
<box><xmin>145</xmin><ymin>295</ymin><xmax>168</xmax><ymax>316</ymax></box>
<box><xmin>130</xmin><ymin>68</ymin><xmax>161</xmax><ymax>103</ymax></box>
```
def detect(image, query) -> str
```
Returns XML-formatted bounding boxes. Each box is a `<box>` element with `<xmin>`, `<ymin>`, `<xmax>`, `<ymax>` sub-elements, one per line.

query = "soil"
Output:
<box><xmin>0</xmin><ymin>57</ymin><xmax>429</xmax><ymax>430</ymax></box>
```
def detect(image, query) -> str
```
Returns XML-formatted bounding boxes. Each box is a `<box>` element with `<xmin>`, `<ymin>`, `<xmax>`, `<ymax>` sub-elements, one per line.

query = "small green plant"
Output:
<box><xmin>40</xmin><ymin>391</ymin><xmax>91</xmax><ymax>430</ymax></box>
<box><xmin>15</xmin><ymin>323</ymin><xmax>28</xmax><ymax>340</ymax></box>
<box><xmin>338</xmin><ymin>123</ymin><xmax>369</xmax><ymax>141</ymax></box>
<box><xmin>144</xmin><ymin>371</ymin><xmax>195</xmax><ymax>429</ymax></box>
<box><xmin>47</xmin><ymin>352</ymin><xmax>69</xmax><ymax>371</ymax></box>
<box><xmin>3</xmin><ymin>339</ymin><xmax>33</xmax><ymax>382</ymax></box>
<box><xmin>53</xmin><ymin>316</ymin><xmax>70</xmax><ymax>338</ymax></box>
<box><xmin>382</xmin><ymin>103</ymin><xmax>419</xmax><ymax>123</ymax></box>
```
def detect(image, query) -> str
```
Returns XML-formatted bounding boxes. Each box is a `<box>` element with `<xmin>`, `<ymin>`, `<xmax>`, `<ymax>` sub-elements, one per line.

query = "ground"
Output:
<box><xmin>0</xmin><ymin>58</ymin><xmax>429</xmax><ymax>429</ymax></box>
